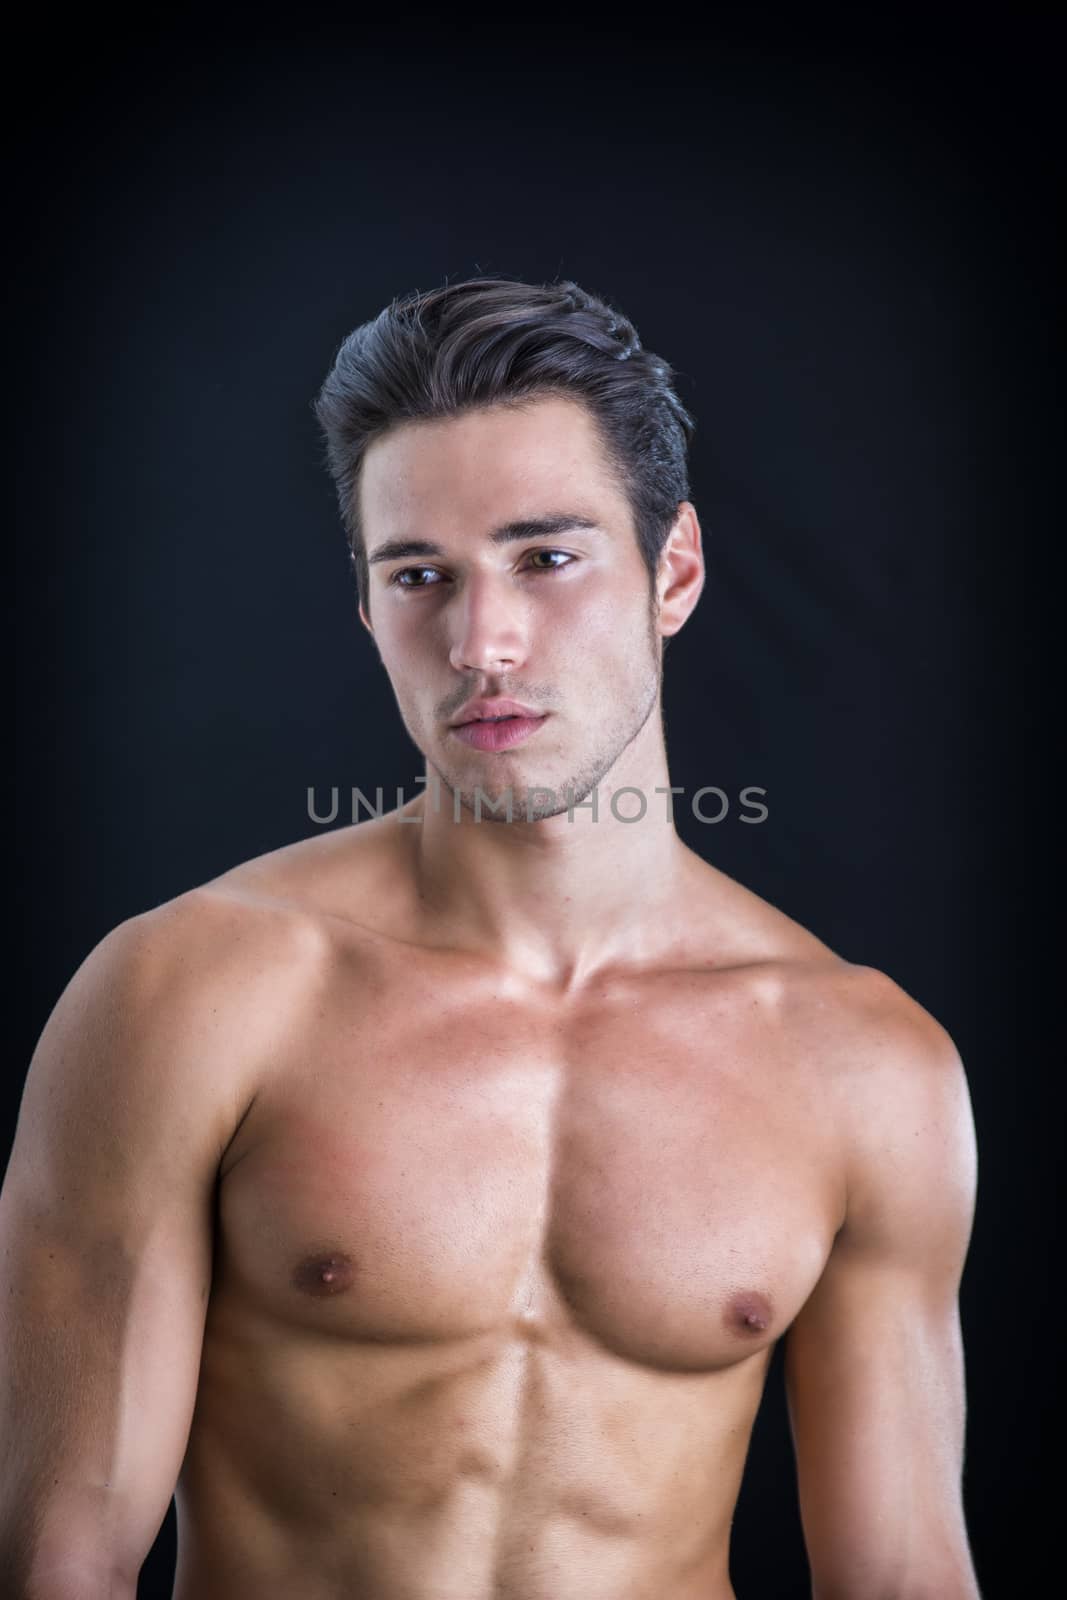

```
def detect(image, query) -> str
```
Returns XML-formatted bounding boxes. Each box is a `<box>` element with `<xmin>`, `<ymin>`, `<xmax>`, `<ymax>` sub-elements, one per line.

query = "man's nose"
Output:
<box><xmin>447</xmin><ymin>573</ymin><xmax>528</xmax><ymax>675</ymax></box>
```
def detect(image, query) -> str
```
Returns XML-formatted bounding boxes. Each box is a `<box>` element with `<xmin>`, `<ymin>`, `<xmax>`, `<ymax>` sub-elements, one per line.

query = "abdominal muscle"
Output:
<box><xmin>172</xmin><ymin>1308</ymin><xmax>766</xmax><ymax>1600</ymax></box>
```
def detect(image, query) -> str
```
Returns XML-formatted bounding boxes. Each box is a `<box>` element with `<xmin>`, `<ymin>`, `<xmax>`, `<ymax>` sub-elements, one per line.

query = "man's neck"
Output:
<box><xmin>397</xmin><ymin>745</ymin><xmax>697</xmax><ymax>994</ymax></box>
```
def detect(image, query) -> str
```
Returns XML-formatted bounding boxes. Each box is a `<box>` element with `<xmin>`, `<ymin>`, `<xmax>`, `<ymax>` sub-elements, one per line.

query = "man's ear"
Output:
<box><xmin>655</xmin><ymin>502</ymin><xmax>705</xmax><ymax>638</ymax></box>
<box><xmin>358</xmin><ymin>599</ymin><xmax>373</xmax><ymax>637</ymax></box>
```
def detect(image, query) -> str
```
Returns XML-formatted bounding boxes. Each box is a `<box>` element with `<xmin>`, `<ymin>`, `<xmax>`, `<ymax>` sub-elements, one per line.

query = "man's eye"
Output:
<box><xmin>390</xmin><ymin>566</ymin><xmax>442</xmax><ymax>588</ymax></box>
<box><xmin>388</xmin><ymin>551</ymin><xmax>574</xmax><ymax>590</ymax></box>
<box><xmin>528</xmin><ymin>550</ymin><xmax>574</xmax><ymax>571</ymax></box>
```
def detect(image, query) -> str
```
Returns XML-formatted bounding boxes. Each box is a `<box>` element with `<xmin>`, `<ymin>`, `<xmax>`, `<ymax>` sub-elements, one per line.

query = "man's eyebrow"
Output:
<box><xmin>366</xmin><ymin>514</ymin><xmax>603</xmax><ymax>568</ymax></box>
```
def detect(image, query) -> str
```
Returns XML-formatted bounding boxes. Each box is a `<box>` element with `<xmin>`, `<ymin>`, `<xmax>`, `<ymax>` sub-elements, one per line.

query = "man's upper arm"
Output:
<box><xmin>0</xmin><ymin>897</ymin><xmax>261</xmax><ymax>1597</ymax></box>
<box><xmin>784</xmin><ymin>970</ymin><xmax>980</xmax><ymax>1600</ymax></box>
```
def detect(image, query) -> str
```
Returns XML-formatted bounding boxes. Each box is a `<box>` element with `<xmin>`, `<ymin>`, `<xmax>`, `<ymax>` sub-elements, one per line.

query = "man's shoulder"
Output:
<box><xmin>684</xmin><ymin>859</ymin><xmax>958</xmax><ymax>1069</ymax></box>
<box><xmin>23</xmin><ymin>852</ymin><xmax>364</xmax><ymax>1180</ymax></box>
<box><xmin>765</xmin><ymin>957</ymin><xmax>971</xmax><ymax>1190</ymax></box>
<box><xmin>67</xmin><ymin>890</ymin><xmax>318</xmax><ymax>1099</ymax></box>
<box><xmin>137</xmin><ymin>816</ymin><xmax>397</xmax><ymax>945</ymax></box>
<box><xmin>190</xmin><ymin>814</ymin><xmax>405</xmax><ymax>937</ymax></box>
<box><xmin>772</xmin><ymin>954</ymin><xmax>960</xmax><ymax>1082</ymax></box>
<box><xmin>87</xmin><ymin>822</ymin><xmax>398</xmax><ymax>1035</ymax></box>
<box><xmin>761</xmin><ymin>959</ymin><xmax>974</xmax><ymax>1244</ymax></box>
<box><xmin>39</xmin><ymin>840</ymin><xmax>372</xmax><ymax>1151</ymax></box>
<box><xmin>826</xmin><ymin>962</ymin><xmax>957</xmax><ymax>1073</ymax></box>
<box><xmin>115</xmin><ymin>872</ymin><xmax>326</xmax><ymax>989</ymax></box>
<box><xmin>801</xmin><ymin>966</ymin><xmax>976</xmax><ymax>1252</ymax></box>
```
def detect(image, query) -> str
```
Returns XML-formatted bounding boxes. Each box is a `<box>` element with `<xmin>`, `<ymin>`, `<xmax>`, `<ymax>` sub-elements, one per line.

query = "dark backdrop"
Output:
<box><xmin>10</xmin><ymin>15</ymin><xmax>1058</xmax><ymax>1597</ymax></box>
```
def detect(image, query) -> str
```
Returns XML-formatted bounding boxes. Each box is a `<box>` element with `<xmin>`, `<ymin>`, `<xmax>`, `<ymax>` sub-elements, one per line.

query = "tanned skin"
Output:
<box><xmin>1</xmin><ymin>395</ymin><xmax>980</xmax><ymax>1599</ymax></box>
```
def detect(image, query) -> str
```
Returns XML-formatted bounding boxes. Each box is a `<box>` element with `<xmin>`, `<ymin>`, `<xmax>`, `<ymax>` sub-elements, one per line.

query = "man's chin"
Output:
<box><xmin>456</xmin><ymin>781</ymin><xmax>567</xmax><ymax>823</ymax></box>
<box><xmin>426</xmin><ymin>766</ymin><xmax>588</xmax><ymax>824</ymax></box>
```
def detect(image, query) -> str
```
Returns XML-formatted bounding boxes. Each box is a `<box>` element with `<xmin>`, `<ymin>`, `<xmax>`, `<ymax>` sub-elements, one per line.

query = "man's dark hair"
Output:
<box><xmin>312</xmin><ymin>274</ymin><xmax>695</xmax><ymax>616</ymax></box>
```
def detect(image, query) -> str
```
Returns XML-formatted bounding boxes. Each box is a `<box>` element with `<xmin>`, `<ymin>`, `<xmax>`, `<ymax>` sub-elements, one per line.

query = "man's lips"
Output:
<box><xmin>450</xmin><ymin>713</ymin><xmax>549</xmax><ymax>752</ymax></box>
<box><xmin>451</xmin><ymin>698</ymin><xmax>544</xmax><ymax>726</ymax></box>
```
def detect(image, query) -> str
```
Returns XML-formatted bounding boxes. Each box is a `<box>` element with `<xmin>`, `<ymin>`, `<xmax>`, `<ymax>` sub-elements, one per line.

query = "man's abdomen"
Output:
<box><xmin>175</xmin><ymin>1312</ymin><xmax>758</xmax><ymax>1600</ymax></box>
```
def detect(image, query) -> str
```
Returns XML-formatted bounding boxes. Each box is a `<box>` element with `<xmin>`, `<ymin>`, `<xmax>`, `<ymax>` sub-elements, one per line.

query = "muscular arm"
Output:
<box><xmin>0</xmin><ymin>895</ymin><xmax>268</xmax><ymax>1599</ymax></box>
<box><xmin>784</xmin><ymin>971</ymin><xmax>980</xmax><ymax>1600</ymax></box>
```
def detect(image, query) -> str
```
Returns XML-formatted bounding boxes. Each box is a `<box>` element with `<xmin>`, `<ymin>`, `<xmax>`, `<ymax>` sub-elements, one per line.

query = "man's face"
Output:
<box><xmin>357</xmin><ymin>394</ymin><xmax>670</xmax><ymax>821</ymax></box>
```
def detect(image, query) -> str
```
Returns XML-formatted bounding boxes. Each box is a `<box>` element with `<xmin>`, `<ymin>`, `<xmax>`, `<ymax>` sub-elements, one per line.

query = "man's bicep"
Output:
<box><xmin>784</xmin><ymin>1001</ymin><xmax>979</xmax><ymax>1598</ymax></box>
<box><xmin>0</xmin><ymin>908</ymin><xmax>241</xmax><ymax>1594</ymax></box>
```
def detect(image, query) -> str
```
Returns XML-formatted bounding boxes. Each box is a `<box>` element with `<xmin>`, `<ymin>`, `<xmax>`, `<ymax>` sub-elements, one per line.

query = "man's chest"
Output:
<box><xmin>211</xmin><ymin>962</ymin><xmax>843</xmax><ymax>1373</ymax></box>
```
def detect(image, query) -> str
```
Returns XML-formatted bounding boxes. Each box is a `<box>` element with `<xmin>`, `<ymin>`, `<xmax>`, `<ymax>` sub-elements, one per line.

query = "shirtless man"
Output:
<box><xmin>1</xmin><ymin>276</ymin><xmax>980</xmax><ymax>1599</ymax></box>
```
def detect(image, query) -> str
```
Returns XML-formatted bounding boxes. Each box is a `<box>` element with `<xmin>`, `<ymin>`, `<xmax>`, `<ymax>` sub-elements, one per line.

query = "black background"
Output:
<box><xmin>10</xmin><ymin>13</ymin><xmax>1059</xmax><ymax>1596</ymax></box>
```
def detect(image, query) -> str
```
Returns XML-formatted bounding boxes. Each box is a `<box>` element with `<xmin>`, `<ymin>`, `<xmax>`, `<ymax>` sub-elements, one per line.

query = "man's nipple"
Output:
<box><xmin>291</xmin><ymin>1251</ymin><xmax>357</xmax><ymax>1297</ymax></box>
<box><xmin>725</xmin><ymin>1290</ymin><xmax>774</xmax><ymax>1337</ymax></box>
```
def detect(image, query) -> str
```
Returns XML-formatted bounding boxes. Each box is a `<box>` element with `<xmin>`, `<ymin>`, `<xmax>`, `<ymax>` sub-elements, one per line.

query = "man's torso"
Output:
<box><xmin>165</xmin><ymin>820</ymin><xmax>873</xmax><ymax>1600</ymax></box>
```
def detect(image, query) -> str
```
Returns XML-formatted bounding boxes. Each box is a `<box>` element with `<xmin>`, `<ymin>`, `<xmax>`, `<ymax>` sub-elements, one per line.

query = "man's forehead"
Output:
<box><xmin>359</xmin><ymin>396</ymin><xmax>626</xmax><ymax>537</ymax></box>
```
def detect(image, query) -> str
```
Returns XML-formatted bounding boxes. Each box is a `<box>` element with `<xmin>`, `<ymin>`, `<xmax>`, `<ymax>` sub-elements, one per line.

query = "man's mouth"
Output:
<box><xmin>451</xmin><ymin>713</ymin><xmax>548</xmax><ymax>751</ymax></box>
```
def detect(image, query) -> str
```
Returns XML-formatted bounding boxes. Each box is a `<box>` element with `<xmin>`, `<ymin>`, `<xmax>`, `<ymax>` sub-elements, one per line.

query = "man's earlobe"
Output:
<box><xmin>358</xmin><ymin>600</ymin><xmax>373</xmax><ymax>636</ymax></box>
